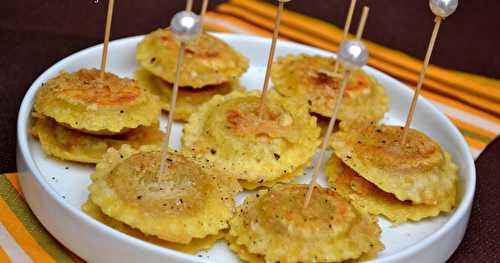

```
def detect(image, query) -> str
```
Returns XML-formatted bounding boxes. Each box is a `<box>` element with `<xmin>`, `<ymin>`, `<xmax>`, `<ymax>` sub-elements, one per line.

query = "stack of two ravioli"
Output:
<box><xmin>31</xmin><ymin>69</ymin><xmax>164</xmax><ymax>163</ymax></box>
<box><xmin>83</xmin><ymin>144</ymin><xmax>241</xmax><ymax>253</ymax></box>
<box><xmin>326</xmin><ymin>122</ymin><xmax>459</xmax><ymax>223</ymax></box>
<box><xmin>135</xmin><ymin>29</ymin><xmax>249</xmax><ymax>121</ymax></box>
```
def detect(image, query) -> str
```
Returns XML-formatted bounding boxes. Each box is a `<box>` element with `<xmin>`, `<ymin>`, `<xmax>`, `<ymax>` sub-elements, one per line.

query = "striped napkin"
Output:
<box><xmin>1</xmin><ymin>0</ymin><xmax>499</xmax><ymax>262</ymax></box>
<box><xmin>0</xmin><ymin>174</ymin><xmax>82</xmax><ymax>262</ymax></box>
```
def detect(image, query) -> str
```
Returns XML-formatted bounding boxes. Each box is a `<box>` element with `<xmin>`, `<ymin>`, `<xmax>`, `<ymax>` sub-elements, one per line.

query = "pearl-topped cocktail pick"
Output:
<box><xmin>258</xmin><ymin>0</ymin><xmax>291</xmax><ymax>118</ymax></box>
<box><xmin>159</xmin><ymin>10</ymin><xmax>202</xmax><ymax>176</ymax></box>
<box><xmin>333</xmin><ymin>0</ymin><xmax>357</xmax><ymax>74</ymax></box>
<box><xmin>304</xmin><ymin>8</ymin><xmax>369</xmax><ymax>208</ymax></box>
<box><xmin>99</xmin><ymin>0</ymin><xmax>115</xmax><ymax>78</ymax></box>
<box><xmin>401</xmin><ymin>0</ymin><xmax>458</xmax><ymax>145</ymax></box>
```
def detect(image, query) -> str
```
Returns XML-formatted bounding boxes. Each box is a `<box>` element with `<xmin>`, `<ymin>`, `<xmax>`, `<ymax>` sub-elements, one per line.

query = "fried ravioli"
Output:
<box><xmin>332</xmin><ymin>122</ymin><xmax>458</xmax><ymax>206</ymax></box>
<box><xmin>326</xmin><ymin>155</ymin><xmax>456</xmax><ymax>223</ymax></box>
<box><xmin>227</xmin><ymin>184</ymin><xmax>384</xmax><ymax>263</ymax></box>
<box><xmin>30</xmin><ymin>116</ymin><xmax>164</xmax><ymax>164</ymax></box>
<box><xmin>34</xmin><ymin>69</ymin><xmax>161</xmax><ymax>134</ymax></box>
<box><xmin>136</xmin><ymin>29</ymin><xmax>249</xmax><ymax>88</ymax></box>
<box><xmin>135</xmin><ymin>67</ymin><xmax>243</xmax><ymax>121</ymax></box>
<box><xmin>272</xmin><ymin>54</ymin><xmax>389</xmax><ymax>122</ymax></box>
<box><xmin>89</xmin><ymin>145</ymin><xmax>240</xmax><ymax>244</ymax></box>
<box><xmin>82</xmin><ymin>199</ymin><xmax>223</xmax><ymax>253</ymax></box>
<box><xmin>181</xmin><ymin>91</ymin><xmax>320</xmax><ymax>189</ymax></box>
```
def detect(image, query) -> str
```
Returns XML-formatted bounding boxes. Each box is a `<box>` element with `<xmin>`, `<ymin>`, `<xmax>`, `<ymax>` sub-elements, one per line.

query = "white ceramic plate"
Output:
<box><xmin>17</xmin><ymin>33</ymin><xmax>475</xmax><ymax>263</ymax></box>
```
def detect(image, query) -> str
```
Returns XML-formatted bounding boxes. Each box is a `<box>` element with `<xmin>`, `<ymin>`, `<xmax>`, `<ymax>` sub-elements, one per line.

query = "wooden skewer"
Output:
<box><xmin>186</xmin><ymin>0</ymin><xmax>193</xmax><ymax>11</ymax></box>
<box><xmin>355</xmin><ymin>7</ymin><xmax>369</xmax><ymax>41</ymax></box>
<box><xmin>99</xmin><ymin>0</ymin><xmax>115</xmax><ymax>78</ymax></box>
<box><xmin>401</xmin><ymin>16</ymin><xmax>442</xmax><ymax>146</ymax></box>
<box><xmin>343</xmin><ymin>0</ymin><xmax>357</xmax><ymax>39</ymax></box>
<box><xmin>304</xmin><ymin>7</ymin><xmax>369</xmax><ymax>208</ymax></box>
<box><xmin>304</xmin><ymin>70</ymin><xmax>352</xmax><ymax>208</ymax></box>
<box><xmin>200</xmin><ymin>0</ymin><xmax>209</xmax><ymax>25</ymax></box>
<box><xmin>159</xmin><ymin>42</ymin><xmax>187</xmax><ymax>176</ymax></box>
<box><xmin>333</xmin><ymin>0</ymin><xmax>357</xmax><ymax>73</ymax></box>
<box><xmin>258</xmin><ymin>0</ymin><xmax>286</xmax><ymax>119</ymax></box>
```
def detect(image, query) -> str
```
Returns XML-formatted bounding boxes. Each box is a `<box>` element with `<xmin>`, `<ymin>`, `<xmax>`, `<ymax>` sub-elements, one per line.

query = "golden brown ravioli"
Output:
<box><xmin>227</xmin><ymin>184</ymin><xmax>384</xmax><ymax>263</ymax></box>
<box><xmin>332</xmin><ymin>122</ymin><xmax>458</xmax><ymax>206</ymax></box>
<box><xmin>34</xmin><ymin>69</ymin><xmax>161</xmax><ymax>134</ymax></box>
<box><xmin>89</xmin><ymin>145</ymin><xmax>241</xmax><ymax>244</ymax></box>
<box><xmin>272</xmin><ymin>54</ymin><xmax>389</xmax><ymax>122</ymax></box>
<box><xmin>182</xmin><ymin>91</ymin><xmax>320</xmax><ymax>189</ymax></box>
<box><xmin>136</xmin><ymin>29</ymin><xmax>249</xmax><ymax>88</ymax></box>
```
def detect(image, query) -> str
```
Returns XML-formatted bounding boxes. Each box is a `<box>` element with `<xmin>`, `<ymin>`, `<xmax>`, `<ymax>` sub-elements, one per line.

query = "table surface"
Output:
<box><xmin>448</xmin><ymin>135</ymin><xmax>500</xmax><ymax>263</ymax></box>
<box><xmin>1</xmin><ymin>1</ymin><xmax>499</xmax><ymax>262</ymax></box>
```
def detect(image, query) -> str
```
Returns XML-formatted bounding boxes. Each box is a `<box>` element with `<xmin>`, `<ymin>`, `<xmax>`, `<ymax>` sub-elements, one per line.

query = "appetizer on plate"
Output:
<box><xmin>135</xmin><ymin>29</ymin><xmax>249</xmax><ymax>121</ymax></box>
<box><xmin>227</xmin><ymin>184</ymin><xmax>384</xmax><ymax>263</ymax></box>
<box><xmin>87</xmin><ymin>145</ymin><xmax>241</xmax><ymax>251</ymax></box>
<box><xmin>327</xmin><ymin>121</ymin><xmax>458</xmax><ymax>223</ymax></box>
<box><xmin>31</xmin><ymin>69</ymin><xmax>163</xmax><ymax>163</ymax></box>
<box><xmin>182</xmin><ymin>90</ymin><xmax>321</xmax><ymax>189</ymax></box>
<box><xmin>137</xmin><ymin>29</ymin><xmax>249</xmax><ymax>88</ymax></box>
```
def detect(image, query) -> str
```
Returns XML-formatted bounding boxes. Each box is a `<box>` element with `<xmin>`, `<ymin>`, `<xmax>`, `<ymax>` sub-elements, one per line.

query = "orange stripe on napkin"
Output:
<box><xmin>5</xmin><ymin>173</ymin><xmax>21</xmax><ymax>195</ymax></box>
<box><xmin>0</xmin><ymin>247</ymin><xmax>13</xmax><ymax>263</ymax></box>
<box><xmin>206</xmin><ymin>12</ymin><xmax>274</xmax><ymax>38</ymax></box>
<box><xmin>203</xmin><ymin>22</ymin><xmax>233</xmax><ymax>34</ymax></box>
<box><xmin>463</xmin><ymin>137</ymin><xmax>487</xmax><ymax>152</ymax></box>
<box><xmin>449</xmin><ymin>117</ymin><xmax>497</xmax><ymax>140</ymax></box>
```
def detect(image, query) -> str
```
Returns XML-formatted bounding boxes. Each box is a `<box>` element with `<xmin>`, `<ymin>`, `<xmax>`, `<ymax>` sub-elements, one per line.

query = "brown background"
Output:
<box><xmin>0</xmin><ymin>1</ymin><xmax>499</xmax><ymax>261</ymax></box>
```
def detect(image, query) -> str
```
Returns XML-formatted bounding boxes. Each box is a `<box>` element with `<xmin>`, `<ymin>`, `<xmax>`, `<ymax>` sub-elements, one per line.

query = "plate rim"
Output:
<box><xmin>16</xmin><ymin>32</ymin><xmax>476</xmax><ymax>263</ymax></box>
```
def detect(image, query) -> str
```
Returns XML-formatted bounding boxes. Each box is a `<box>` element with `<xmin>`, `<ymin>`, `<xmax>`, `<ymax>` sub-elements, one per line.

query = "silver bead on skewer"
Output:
<box><xmin>337</xmin><ymin>40</ymin><xmax>369</xmax><ymax>70</ymax></box>
<box><xmin>401</xmin><ymin>0</ymin><xmax>459</xmax><ymax>145</ymax></box>
<box><xmin>170</xmin><ymin>11</ymin><xmax>202</xmax><ymax>43</ymax></box>
<box><xmin>429</xmin><ymin>0</ymin><xmax>458</xmax><ymax>18</ymax></box>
